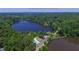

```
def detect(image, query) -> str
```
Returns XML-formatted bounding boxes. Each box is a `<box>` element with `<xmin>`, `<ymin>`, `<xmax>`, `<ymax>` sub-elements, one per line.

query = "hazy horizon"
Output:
<box><xmin>0</xmin><ymin>8</ymin><xmax>79</xmax><ymax>13</ymax></box>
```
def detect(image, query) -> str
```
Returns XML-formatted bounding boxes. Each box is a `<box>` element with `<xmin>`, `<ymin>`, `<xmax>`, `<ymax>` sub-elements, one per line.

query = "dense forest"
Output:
<box><xmin>0</xmin><ymin>13</ymin><xmax>79</xmax><ymax>51</ymax></box>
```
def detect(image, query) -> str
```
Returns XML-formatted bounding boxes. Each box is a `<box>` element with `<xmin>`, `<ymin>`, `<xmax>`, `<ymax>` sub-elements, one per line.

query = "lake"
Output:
<box><xmin>48</xmin><ymin>37</ymin><xmax>79</xmax><ymax>51</ymax></box>
<box><xmin>12</xmin><ymin>21</ymin><xmax>52</xmax><ymax>32</ymax></box>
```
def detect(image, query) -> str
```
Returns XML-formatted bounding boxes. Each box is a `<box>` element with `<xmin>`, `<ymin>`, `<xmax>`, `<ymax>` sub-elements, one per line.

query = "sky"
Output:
<box><xmin>0</xmin><ymin>8</ymin><xmax>79</xmax><ymax>12</ymax></box>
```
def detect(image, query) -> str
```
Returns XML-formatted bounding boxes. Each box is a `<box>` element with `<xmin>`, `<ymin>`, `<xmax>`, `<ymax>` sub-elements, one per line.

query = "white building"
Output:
<box><xmin>33</xmin><ymin>37</ymin><xmax>40</xmax><ymax>45</ymax></box>
<box><xmin>33</xmin><ymin>35</ymin><xmax>49</xmax><ymax>51</ymax></box>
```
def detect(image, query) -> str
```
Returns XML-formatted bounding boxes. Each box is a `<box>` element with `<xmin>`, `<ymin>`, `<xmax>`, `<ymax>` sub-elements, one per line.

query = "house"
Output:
<box><xmin>33</xmin><ymin>35</ymin><xmax>49</xmax><ymax>51</ymax></box>
<box><xmin>33</xmin><ymin>37</ymin><xmax>40</xmax><ymax>45</ymax></box>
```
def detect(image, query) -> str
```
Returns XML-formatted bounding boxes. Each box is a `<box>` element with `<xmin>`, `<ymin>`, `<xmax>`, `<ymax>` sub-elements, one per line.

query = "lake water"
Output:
<box><xmin>48</xmin><ymin>38</ymin><xmax>79</xmax><ymax>51</ymax></box>
<box><xmin>12</xmin><ymin>21</ymin><xmax>52</xmax><ymax>32</ymax></box>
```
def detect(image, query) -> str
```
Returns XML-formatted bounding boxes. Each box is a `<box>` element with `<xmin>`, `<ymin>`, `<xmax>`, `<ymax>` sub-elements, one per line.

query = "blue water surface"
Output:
<box><xmin>12</xmin><ymin>21</ymin><xmax>52</xmax><ymax>32</ymax></box>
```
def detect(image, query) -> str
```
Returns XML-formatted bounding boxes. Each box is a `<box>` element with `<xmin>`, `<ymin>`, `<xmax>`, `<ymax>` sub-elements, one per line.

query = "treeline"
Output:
<box><xmin>22</xmin><ymin>13</ymin><xmax>79</xmax><ymax>37</ymax></box>
<box><xmin>0</xmin><ymin>13</ymin><xmax>79</xmax><ymax>51</ymax></box>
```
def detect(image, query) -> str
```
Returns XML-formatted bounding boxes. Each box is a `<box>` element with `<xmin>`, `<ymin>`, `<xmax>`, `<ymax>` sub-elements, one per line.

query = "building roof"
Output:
<box><xmin>33</xmin><ymin>37</ymin><xmax>40</xmax><ymax>44</ymax></box>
